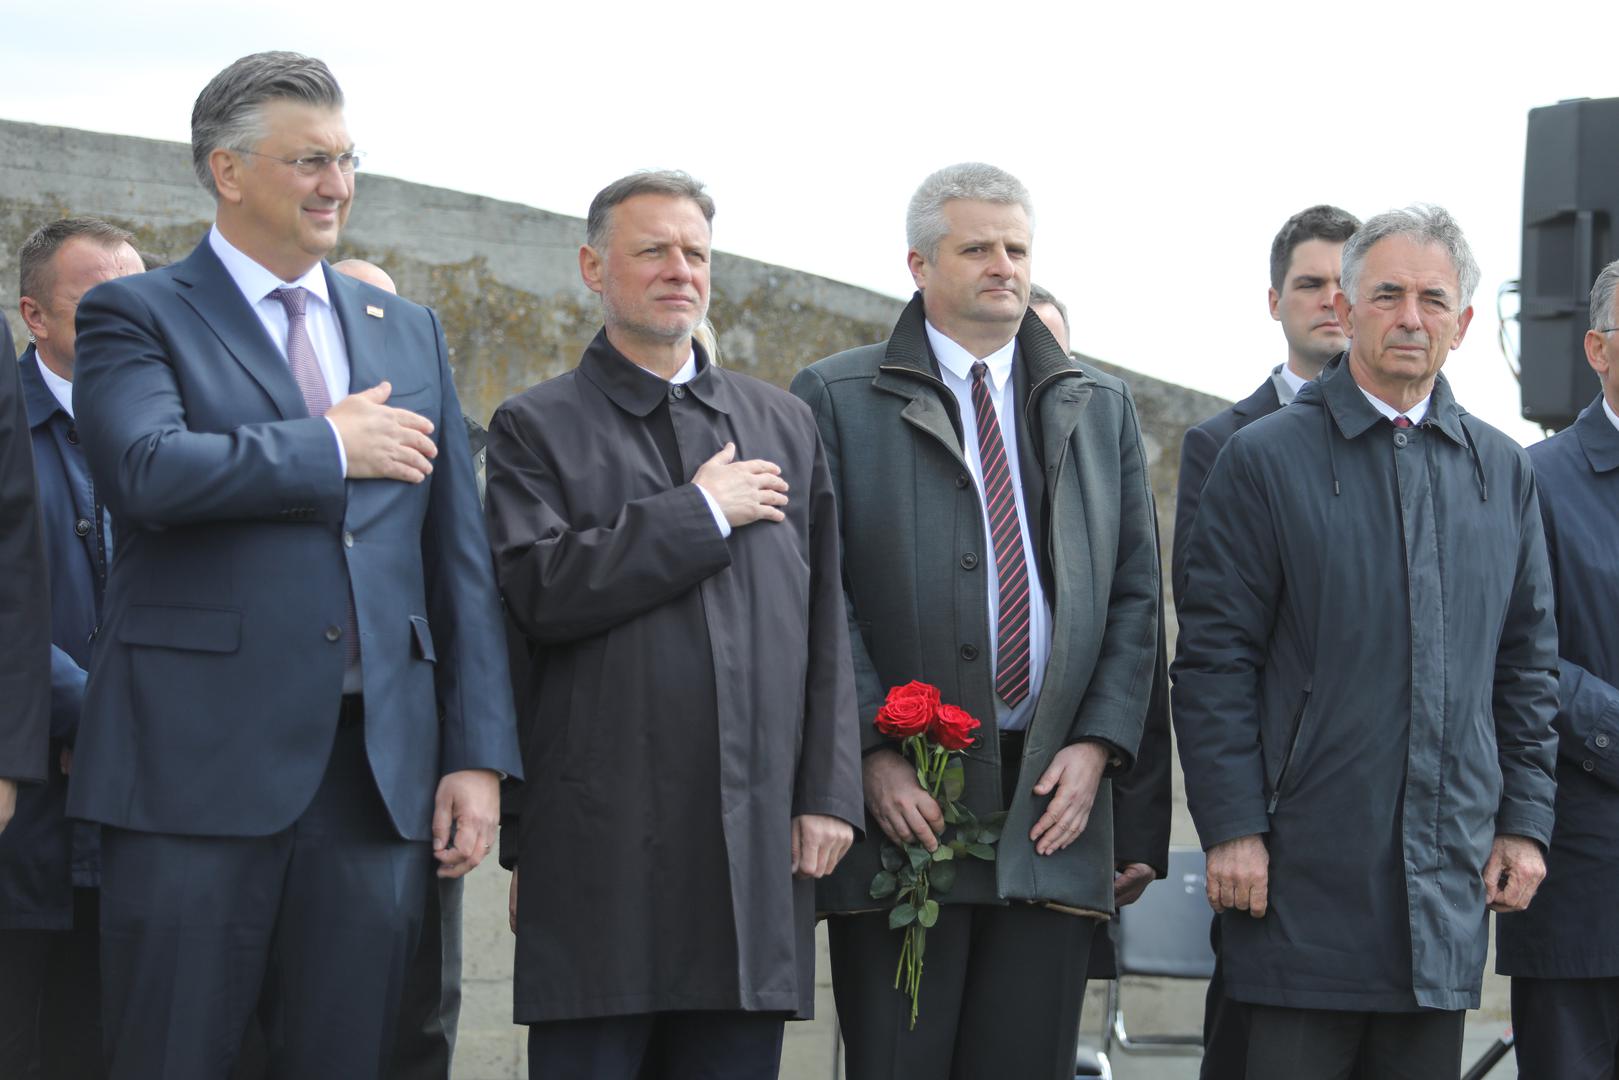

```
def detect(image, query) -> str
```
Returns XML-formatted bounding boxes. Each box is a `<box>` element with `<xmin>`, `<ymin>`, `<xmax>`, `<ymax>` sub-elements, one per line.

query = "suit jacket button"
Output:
<box><xmin>66</xmin><ymin>427</ymin><xmax>79</xmax><ymax>445</ymax></box>
<box><xmin>1393</xmin><ymin>432</ymin><xmax>1408</xmax><ymax>448</ymax></box>
<box><xmin>324</xmin><ymin>625</ymin><xmax>343</xmax><ymax>642</ymax></box>
<box><xmin>955</xmin><ymin>473</ymin><xmax>969</xmax><ymax>488</ymax></box>
<box><xmin>343</xmin><ymin>531</ymin><xmax>355</xmax><ymax>548</ymax></box>
<box><xmin>960</xmin><ymin>644</ymin><xmax>979</xmax><ymax>661</ymax></box>
<box><xmin>961</xmin><ymin>552</ymin><xmax>979</xmax><ymax>570</ymax></box>
<box><xmin>1597</xmin><ymin>734</ymin><xmax>1611</xmax><ymax>749</ymax></box>
<box><xmin>74</xmin><ymin>518</ymin><xmax>92</xmax><ymax>537</ymax></box>
<box><xmin>1584</xmin><ymin>759</ymin><xmax>1596</xmax><ymax>772</ymax></box>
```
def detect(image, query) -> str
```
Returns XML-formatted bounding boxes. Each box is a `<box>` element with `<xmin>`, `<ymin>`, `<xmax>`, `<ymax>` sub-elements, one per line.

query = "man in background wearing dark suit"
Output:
<box><xmin>2</xmin><ymin>218</ymin><xmax>144</xmax><ymax>1080</ymax></box>
<box><xmin>1170</xmin><ymin>204</ymin><xmax>1358</xmax><ymax>1079</ymax></box>
<box><xmin>70</xmin><ymin>52</ymin><xmax>520</xmax><ymax>1079</ymax></box>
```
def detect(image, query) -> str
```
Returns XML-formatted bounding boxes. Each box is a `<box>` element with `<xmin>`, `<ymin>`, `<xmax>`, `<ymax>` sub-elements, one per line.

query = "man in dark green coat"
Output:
<box><xmin>792</xmin><ymin>163</ymin><xmax>1159</xmax><ymax>1080</ymax></box>
<box><xmin>1173</xmin><ymin>205</ymin><xmax>1559</xmax><ymax>1079</ymax></box>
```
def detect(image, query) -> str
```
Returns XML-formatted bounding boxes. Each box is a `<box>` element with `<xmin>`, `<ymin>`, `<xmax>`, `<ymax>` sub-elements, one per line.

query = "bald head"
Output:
<box><xmin>333</xmin><ymin>258</ymin><xmax>396</xmax><ymax>295</ymax></box>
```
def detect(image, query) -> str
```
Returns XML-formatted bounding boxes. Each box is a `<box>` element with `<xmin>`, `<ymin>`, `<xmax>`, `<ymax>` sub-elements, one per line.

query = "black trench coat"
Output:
<box><xmin>1172</xmin><ymin>355</ymin><xmax>1558</xmax><ymax>1012</ymax></box>
<box><xmin>486</xmin><ymin>333</ymin><xmax>863</xmax><ymax>1023</ymax></box>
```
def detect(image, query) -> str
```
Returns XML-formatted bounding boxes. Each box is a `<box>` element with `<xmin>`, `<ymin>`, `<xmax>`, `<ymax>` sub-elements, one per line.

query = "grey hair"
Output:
<box><xmin>585</xmin><ymin>170</ymin><xmax>715</xmax><ymax>251</ymax></box>
<box><xmin>1028</xmin><ymin>282</ymin><xmax>1068</xmax><ymax>334</ymax></box>
<box><xmin>19</xmin><ymin>217</ymin><xmax>136</xmax><ymax>303</ymax></box>
<box><xmin>1340</xmin><ymin>204</ymin><xmax>1480</xmax><ymax>309</ymax></box>
<box><xmin>1590</xmin><ymin>260</ymin><xmax>1619</xmax><ymax>332</ymax></box>
<box><xmin>191</xmin><ymin>51</ymin><xmax>344</xmax><ymax>197</ymax></box>
<box><xmin>906</xmin><ymin>163</ymin><xmax>1034</xmax><ymax>263</ymax></box>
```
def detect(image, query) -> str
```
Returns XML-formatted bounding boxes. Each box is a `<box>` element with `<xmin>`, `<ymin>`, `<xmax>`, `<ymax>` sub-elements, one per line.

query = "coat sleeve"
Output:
<box><xmin>790</xmin><ymin>425</ymin><xmax>865</xmax><ymax>832</ymax></box>
<box><xmin>1172</xmin><ymin>421</ymin><xmax>1218</xmax><ymax>608</ymax></box>
<box><xmin>419</xmin><ymin>309</ymin><xmax>522</xmax><ymax>780</ymax></box>
<box><xmin>483</xmin><ymin>398</ymin><xmax>733</xmax><ymax>646</ymax></box>
<box><xmin>1066</xmin><ymin>383</ymin><xmax>1160</xmax><ymax>765</ymax></box>
<box><xmin>1552</xmin><ymin>660</ymin><xmax>1619</xmax><ymax>789</ymax></box>
<box><xmin>788</xmin><ymin>366</ymin><xmax>890</xmax><ymax>755</ymax></box>
<box><xmin>0</xmin><ymin>348</ymin><xmax>50</xmax><ymax>785</ymax></box>
<box><xmin>1170</xmin><ymin>433</ymin><xmax>1281</xmax><ymax>850</ymax></box>
<box><xmin>1488</xmin><ymin>468</ymin><xmax>1559</xmax><ymax>846</ymax></box>
<box><xmin>72</xmin><ymin>279</ymin><xmax>347</xmax><ymax>530</ymax></box>
<box><xmin>49</xmin><ymin>645</ymin><xmax>88</xmax><ymax>744</ymax></box>
<box><xmin>1111</xmin><ymin>605</ymin><xmax>1172</xmax><ymax>877</ymax></box>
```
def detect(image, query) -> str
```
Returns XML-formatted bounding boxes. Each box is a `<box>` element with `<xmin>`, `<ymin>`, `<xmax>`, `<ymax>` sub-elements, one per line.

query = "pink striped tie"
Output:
<box><xmin>273</xmin><ymin>287</ymin><xmax>358</xmax><ymax>666</ymax></box>
<box><xmin>970</xmin><ymin>362</ymin><xmax>1031</xmax><ymax>708</ymax></box>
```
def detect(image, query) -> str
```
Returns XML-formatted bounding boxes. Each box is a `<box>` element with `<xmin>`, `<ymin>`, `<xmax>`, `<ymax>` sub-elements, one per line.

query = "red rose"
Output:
<box><xmin>875</xmin><ymin>681</ymin><xmax>941</xmax><ymax>739</ymax></box>
<box><xmin>930</xmin><ymin>704</ymin><xmax>981</xmax><ymax>751</ymax></box>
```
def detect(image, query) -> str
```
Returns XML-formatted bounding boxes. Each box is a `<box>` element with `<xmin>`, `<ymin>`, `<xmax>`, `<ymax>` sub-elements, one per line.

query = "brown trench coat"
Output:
<box><xmin>486</xmin><ymin>333</ymin><xmax>863</xmax><ymax>1023</ymax></box>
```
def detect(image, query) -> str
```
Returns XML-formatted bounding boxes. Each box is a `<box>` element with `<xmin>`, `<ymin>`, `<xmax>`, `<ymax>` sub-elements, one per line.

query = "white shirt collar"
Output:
<box><xmin>925</xmin><ymin>321</ymin><xmax>1016</xmax><ymax>393</ymax></box>
<box><xmin>36</xmin><ymin>352</ymin><xmax>75</xmax><ymax>419</ymax></box>
<box><xmin>1358</xmin><ymin>384</ymin><xmax>1430</xmax><ymax>426</ymax></box>
<box><xmin>1277</xmin><ymin>363</ymin><xmax>1309</xmax><ymax>397</ymax></box>
<box><xmin>669</xmin><ymin>349</ymin><xmax>698</xmax><ymax>385</ymax></box>
<box><xmin>208</xmin><ymin>225</ymin><xmax>330</xmax><ymax>310</ymax></box>
<box><xmin>1604</xmin><ymin>396</ymin><xmax>1619</xmax><ymax>435</ymax></box>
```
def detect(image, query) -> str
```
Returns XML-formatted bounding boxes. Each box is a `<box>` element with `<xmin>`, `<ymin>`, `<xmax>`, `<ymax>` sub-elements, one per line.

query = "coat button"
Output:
<box><xmin>955</xmin><ymin>473</ymin><xmax>969</xmax><ymax>488</ymax></box>
<box><xmin>74</xmin><ymin>518</ymin><xmax>92</xmax><ymax>536</ymax></box>
<box><xmin>669</xmin><ymin>385</ymin><xmax>686</xmax><ymax>401</ymax></box>
<box><xmin>343</xmin><ymin>531</ymin><xmax>355</xmax><ymax>548</ymax></box>
<box><xmin>1584</xmin><ymin>759</ymin><xmax>1596</xmax><ymax>772</ymax></box>
<box><xmin>66</xmin><ymin>427</ymin><xmax>79</xmax><ymax>445</ymax></box>
<box><xmin>324</xmin><ymin>625</ymin><xmax>343</xmax><ymax>642</ymax></box>
<box><xmin>1393</xmin><ymin>432</ymin><xmax>1408</xmax><ymax>448</ymax></box>
<box><xmin>960</xmin><ymin>644</ymin><xmax>979</xmax><ymax>661</ymax></box>
<box><xmin>1597</xmin><ymin>733</ymin><xmax>1611</xmax><ymax>749</ymax></box>
<box><xmin>961</xmin><ymin>552</ymin><xmax>979</xmax><ymax>570</ymax></box>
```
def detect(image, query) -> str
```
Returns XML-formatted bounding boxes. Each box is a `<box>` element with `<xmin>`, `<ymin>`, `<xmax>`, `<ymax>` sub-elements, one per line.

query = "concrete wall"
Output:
<box><xmin>0</xmin><ymin>116</ymin><xmax>1511</xmax><ymax>1079</ymax></box>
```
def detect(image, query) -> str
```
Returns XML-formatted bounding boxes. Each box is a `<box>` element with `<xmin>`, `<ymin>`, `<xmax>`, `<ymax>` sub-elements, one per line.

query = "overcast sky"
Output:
<box><xmin>7</xmin><ymin>0</ymin><xmax>1612</xmax><ymax>443</ymax></box>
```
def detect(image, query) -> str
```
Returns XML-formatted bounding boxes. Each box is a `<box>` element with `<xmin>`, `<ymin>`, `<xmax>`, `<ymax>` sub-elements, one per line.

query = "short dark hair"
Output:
<box><xmin>1269</xmin><ymin>205</ymin><xmax>1360</xmax><ymax>292</ymax></box>
<box><xmin>585</xmin><ymin>171</ymin><xmax>715</xmax><ymax>250</ymax></box>
<box><xmin>191</xmin><ymin>51</ymin><xmax>344</xmax><ymax>198</ymax></box>
<box><xmin>19</xmin><ymin>217</ymin><xmax>137</xmax><ymax>304</ymax></box>
<box><xmin>1028</xmin><ymin>283</ymin><xmax>1068</xmax><ymax>335</ymax></box>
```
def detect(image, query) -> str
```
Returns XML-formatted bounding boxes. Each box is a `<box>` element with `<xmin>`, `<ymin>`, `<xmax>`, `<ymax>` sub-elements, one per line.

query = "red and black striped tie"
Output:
<box><xmin>970</xmin><ymin>362</ymin><xmax>1031</xmax><ymax>708</ymax></box>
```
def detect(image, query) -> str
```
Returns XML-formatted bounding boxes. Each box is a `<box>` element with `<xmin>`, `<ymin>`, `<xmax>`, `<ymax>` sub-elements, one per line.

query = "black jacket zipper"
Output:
<box><xmin>1267</xmin><ymin>680</ymin><xmax>1313</xmax><ymax>814</ymax></box>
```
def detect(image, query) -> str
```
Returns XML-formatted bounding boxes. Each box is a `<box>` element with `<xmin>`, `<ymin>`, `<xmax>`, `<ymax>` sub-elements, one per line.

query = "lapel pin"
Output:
<box><xmin>365</xmin><ymin>304</ymin><xmax>385</xmax><ymax>319</ymax></box>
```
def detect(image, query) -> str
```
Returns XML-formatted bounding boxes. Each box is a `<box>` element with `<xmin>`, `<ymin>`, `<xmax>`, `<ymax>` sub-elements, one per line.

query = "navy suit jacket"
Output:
<box><xmin>1171</xmin><ymin>374</ymin><xmax>1284</xmax><ymax>605</ymax></box>
<box><xmin>0</xmin><ymin>313</ymin><xmax>51</xmax><ymax>789</ymax></box>
<box><xmin>69</xmin><ymin>236</ymin><xmax>521</xmax><ymax>839</ymax></box>
<box><xmin>0</xmin><ymin>350</ymin><xmax>106</xmax><ymax>927</ymax></box>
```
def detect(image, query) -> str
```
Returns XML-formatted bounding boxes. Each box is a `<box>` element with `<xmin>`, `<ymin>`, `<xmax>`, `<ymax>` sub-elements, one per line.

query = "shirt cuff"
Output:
<box><xmin>324</xmin><ymin>417</ymin><xmax>349</xmax><ymax>477</ymax></box>
<box><xmin>696</xmin><ymin>484</ymin><xmax>732</xmax><ymax>538</ymax></box>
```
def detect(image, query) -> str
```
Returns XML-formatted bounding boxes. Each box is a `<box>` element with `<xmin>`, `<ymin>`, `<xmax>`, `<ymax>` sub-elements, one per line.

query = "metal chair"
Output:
<box><xmin>1101</xmin><ymin>846</ymin><xmax>1217</xmax><ymax>1058</ymax></box>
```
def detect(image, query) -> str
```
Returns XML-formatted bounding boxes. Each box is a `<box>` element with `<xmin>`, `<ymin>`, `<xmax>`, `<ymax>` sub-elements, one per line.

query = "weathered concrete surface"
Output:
<box><xmin>0</xmin><ymin>115</ymin><xmax>1513</xmax><ymax>1079</ymax></box>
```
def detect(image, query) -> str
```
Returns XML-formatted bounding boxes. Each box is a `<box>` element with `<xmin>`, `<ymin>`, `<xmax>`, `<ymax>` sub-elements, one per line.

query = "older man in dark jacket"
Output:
<box><xmin>1498</xmin><ymin>259</ymin><xmax>1619</xmax><ymax>1079</ymax></box>
<box><xmin>794</xmin><ymin>163</ymin><xmax>1159</xmax><ymax>1080</ymax></box>
<box><xmin>1173</xmin><ymin>205</ymin><xmax>1559</xmax><ymax>1080</ymax></box>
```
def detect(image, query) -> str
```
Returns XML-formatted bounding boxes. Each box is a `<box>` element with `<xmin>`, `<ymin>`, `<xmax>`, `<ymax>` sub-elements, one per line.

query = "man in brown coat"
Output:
<box><xmin>486</xmin><ymin>170</ymin><xmax>863</xmax><ymax>1079</ymax></box>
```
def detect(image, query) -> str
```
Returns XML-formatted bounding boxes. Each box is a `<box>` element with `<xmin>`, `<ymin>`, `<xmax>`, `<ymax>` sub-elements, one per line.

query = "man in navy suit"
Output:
<box><xmin>2</xmin><ymin>217</ymin><xmax>143</xmax><ymax>1080</ymax></box>
<box><xmin>1170</xmin><ymin>204</ymin><xmax>1358</xmax><ymax>1080</ymax></box>
<box><xmin>70</xmin><ymin>52</ymin><xmax>521</xmax><ymax>1080</ymax></box>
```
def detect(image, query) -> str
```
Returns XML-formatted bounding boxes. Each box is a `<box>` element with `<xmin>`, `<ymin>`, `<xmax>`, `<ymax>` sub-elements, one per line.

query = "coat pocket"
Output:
<box><xmin>409</xmin><ymin>615</ymin><xmax>437</xmax><ymax>662</ymax></box>
<box><xmin>116</xmin><ymin>604</ymin><xmax>242</xmax><ymax>653</ymax></box>
<box><xmin>1267</xmin><ymin>680</ymin><xmax>1313</xmax><ymax>814</ymax></box>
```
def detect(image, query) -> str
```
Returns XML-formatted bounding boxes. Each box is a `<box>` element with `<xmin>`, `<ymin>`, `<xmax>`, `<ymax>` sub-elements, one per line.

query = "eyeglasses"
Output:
<box><xmin>1599</xmin><ymin>327</ymin><xmax>1619</xmax><ymax>334</ymax></box>
<box><xmin>237</xmin><ymin>149</ymin><xmax>362</xmax><ymax>175</ymax></box>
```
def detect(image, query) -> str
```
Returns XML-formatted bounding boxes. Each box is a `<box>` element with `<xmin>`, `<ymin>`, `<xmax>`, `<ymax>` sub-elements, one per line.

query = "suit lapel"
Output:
<box><xmin>326</xmin><ymin>267</ymin><xmax>385</xmax><ymax>396</ymax></box>
<box><xmin>171</xmin><ymin>239</ymin><xmax>307</xmax><ymax>422</ymax></box>
<box><xmin>875</xmin><ymin>294</ymin><xmax>968</xmax><ymax>467</ymax></box>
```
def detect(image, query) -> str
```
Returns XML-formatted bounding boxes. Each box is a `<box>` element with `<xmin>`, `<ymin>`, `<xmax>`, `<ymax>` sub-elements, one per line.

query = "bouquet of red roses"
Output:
<box><xmin>867</xmin><ymin>680</ymin><xmax>1003</xmax><ymax>1028</ymax></box>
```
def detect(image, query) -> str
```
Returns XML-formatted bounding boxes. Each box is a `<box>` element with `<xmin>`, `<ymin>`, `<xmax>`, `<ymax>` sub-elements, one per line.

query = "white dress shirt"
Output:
<box><xmin>37</xmin><ymin>353</ymin><xmax>74</xmax><ymax>418</ymax></box>
<box><xmin>925</xmin><ymin>321</ymin><xmax>1052</xmax><ymax>732</ymax></box>
<box><xmin>208</xmin><ymin>226</ymin><xmax>349</xmax><ymax>474</ymax></box>
<box><xmin>1359</xmin><ymin>384</ymin><xmax>1431</xmax><ymax>426</ymax></box>
<box><xmin>1276</xmin><ymin>363</ymin><xmax>1309</xmax><ymax>402</ymax></box>
<box><xmin>1604</xmin><ymin>396</ymin><xmax>1619</xmax><ymax>434</ymax></box>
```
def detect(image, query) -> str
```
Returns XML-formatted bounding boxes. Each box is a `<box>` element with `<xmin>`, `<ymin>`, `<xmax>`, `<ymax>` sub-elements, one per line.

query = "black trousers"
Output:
<box><xmin>388</xmin><ymin>875</ymin><xmax>464</xmax><ymax>1080</ymax></box>
<box><xmin>526</xmin><ymin>1011</ymin><xmax>785</xmax><ymax>1080</ymax></box>
<box><xmin>0</xmin><ymin>887</ymin><xmax>103</xmax><ymax>1079</ymax></box>
<box><xmin>1243</xmin><ymin>1005</ymin><xmax>1464</xmax><ymax>1080</ymax></box>
<box><xmin>829</xmin><ymin>902</ymin><xmax>1093</xmax><ymax>1080</ymax></box>
<box><xmin>1512</xmin><ymin>975</ymin><xmax>1619</xmax><ymax>1080</ymax></box>
<box><xmin>1200</xmin><ymin>915</ymin><xmax>1247</xmax><ymax>1080</ymax></box>
<box><xmin>99</xmin><ymin>717</ymin><xmax>430</xmax><ymax>1080</ymax></box>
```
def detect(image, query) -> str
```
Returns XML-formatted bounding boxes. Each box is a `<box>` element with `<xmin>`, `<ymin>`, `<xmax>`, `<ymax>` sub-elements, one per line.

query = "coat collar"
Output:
<box><xmin>1305</xmin><ymin>352</ymin><xmax>1469</xmax><ymax>446</ymax></box>
<box><xmin>577</xmin><ymin>329</ymin><xmax>729</xmax><ymax>417</ymax></box>
<box><xmin>17</xmin><ymin>347</ymin><xmax>64</xmax><ymax>430</ymax></box>
<box><xmin>875</xmin><ymin>292</ymin><xmax>1087</xmax><ymax>392</ymax></box>
<box><xmin>1574</xmin><ymin>394</ymin><xmax>1619</xmax><ymax>473</ymax></box>
<box><xmin>1231</xmin><ymin>373</ymin><xmax>1282</xmax><ymax>420</ymax></box>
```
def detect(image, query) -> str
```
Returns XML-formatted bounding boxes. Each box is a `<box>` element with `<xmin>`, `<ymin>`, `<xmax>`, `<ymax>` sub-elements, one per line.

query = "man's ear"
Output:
<box><xmin>1332</xmin><ymin>290</ymin><xmax>1353</xmax><ymax>338</ymax></box>
<box><xmin>1451</xmin><ymin>305</ymin><xmax>1474</xmax><ymax>349</ymax></box>
<box><xmin>1268</xmin><ymin>286</ymin><xmax>1281</xmax><ymax>322</ymax></box>
<box><xmin>211</xmin><ymin>148</ymin><xmax>245</xmax><ymax>205</ymax></box>
<box><xmin>18</xmin><ymin>294</ymin><xmax>48</xmax><ymax>342</ymax></box>
<box><xmin>578</xmin><ymin>245</ymin><xmax>604</xmax><ymax>296</ymax></box>
<box><xmin>907</xmin><ymin>249</ymin><xmax>929</xmax><ymax>293</ymax></box>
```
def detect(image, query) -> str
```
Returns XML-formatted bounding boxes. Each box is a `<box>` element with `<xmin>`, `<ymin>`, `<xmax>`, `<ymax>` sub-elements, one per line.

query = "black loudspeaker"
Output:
<box><xmin>1519</xmin><ymin>97</ymin><xmax>1619</xmax><ymax>430</ymax></box>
